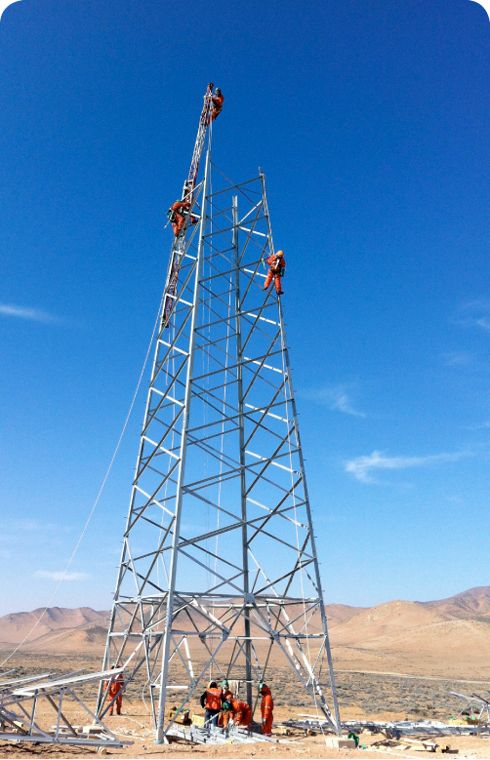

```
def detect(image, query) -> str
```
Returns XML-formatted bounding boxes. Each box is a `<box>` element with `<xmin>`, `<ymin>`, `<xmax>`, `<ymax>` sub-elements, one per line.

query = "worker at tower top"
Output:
<box><xmin>208</xmin><ymin>87</ymin><xmax>224</xmax><ymax>123</ymax></box>
<box><xmin>104</xmin><ymin>664</ymin><xmax>124</xmax><ymax>716</ymax></box>
<box><xmin>259</xmin><ymin>682</ymin><xmax>274</xmax><ymax>735</ymax></box>
<box><xmin>167</xmin><ymin>199</ymin><xmax>198</xmax><ymax>237</ymax></box>
<box><xmin>231</xmin><ymin>697</ymin><xmax>252</xmax><ymax>728</ymax></box>
<box><xmin>200</xmin><ymin>680</ymin><xmax>222</xmax><ymax>728</ymax></box>
<box><xmin>263</xmin><ymin>250</ymin><xmax>285</xmax><ymax>295</ymax></box>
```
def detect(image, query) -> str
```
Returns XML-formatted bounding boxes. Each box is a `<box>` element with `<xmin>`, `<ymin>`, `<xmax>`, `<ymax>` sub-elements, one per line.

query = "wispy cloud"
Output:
<box><xmin>447</xmin><ymin>494</ymin><xmax>464</xmax><ymax>504</ymax></box>
<box><xmin>455</xmin><ymin>300</ymin><xmax>490</xmax><ymax>332</ymax></box>
<box><xmin>301</xmin><ymin>384</ymin><xmax>366</xmax><ymax>418</ymax></box>
<box><xmin>466</xmin><ymin>421</ymin><xmax>490</xmax><ymax>430</ymax></box>
<box><xmin>345</xmin><ymin>450</ymin><xmax>469</xmax><ymax>484</ymax></box>
<box><xmin>34</xmin><ymin>571</ymin><xmax>91</xmax><ymax>581</ymax></box>
<box><xmin>442</xmin><ymin>352</ymin><xmax>475</xmax><ymax>367</ymax></box>
<box><xmin>0</xmin><ymin>304</ymin><xmax>59</xmax><ymax>323</ymax></box>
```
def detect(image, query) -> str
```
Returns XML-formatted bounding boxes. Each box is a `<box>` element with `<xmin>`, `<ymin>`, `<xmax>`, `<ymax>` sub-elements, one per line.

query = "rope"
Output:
<box><xmin>279</xmin><ymin>301</ymin><xmax>328</xmax><ymax>745</ymax></box>
<box><xmin>206</xmin><ymin>168</ymin><xmax>213</xmax><ymax>678</ymax></box>
<box><xmin>0</xmin><ymin>291</ymin><xmax>166</xmax><ymax>669</ymax></box>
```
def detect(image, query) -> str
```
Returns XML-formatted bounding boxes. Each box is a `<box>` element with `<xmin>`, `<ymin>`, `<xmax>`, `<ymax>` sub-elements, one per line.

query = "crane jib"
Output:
<box><xmin>162</xmin><ymin>83</ymin><xmax>215</xmax><ymax>326</ymax></box>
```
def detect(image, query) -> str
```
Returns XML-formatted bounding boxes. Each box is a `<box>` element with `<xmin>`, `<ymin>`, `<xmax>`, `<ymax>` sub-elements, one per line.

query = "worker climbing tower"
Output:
<box><xmin>97</xmin><ymin>84</ymin><xmax>341</xmax><ymax>742</ymax></box>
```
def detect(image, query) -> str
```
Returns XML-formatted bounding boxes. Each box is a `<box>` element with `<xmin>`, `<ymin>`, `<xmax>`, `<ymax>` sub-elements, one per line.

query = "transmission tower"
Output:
<box><xmin>97</xmin><ymin>85</ymin><xmax>341</xmax><ymax>743</ymax></box>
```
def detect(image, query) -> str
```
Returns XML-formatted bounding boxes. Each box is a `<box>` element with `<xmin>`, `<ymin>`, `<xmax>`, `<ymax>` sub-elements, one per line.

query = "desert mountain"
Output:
<box><xmin>324</xmin><ymin>603</ymin><xmax>366</xmax><ymax>627</ymax></box>
<box><xmin>328</xmin><ymin>600</ymin><xmax>448</xmax><ymax>646</ymax></box>
<box><xmin>20</xmin><ymin>624</ymin><xmax>110</xmax><ymax>654</ymax></box>
<box><xmin>2</xmin><ymin>588</ymin><xmax>490</xmax><ymax>677</ymax></box>
<box><xmin>0</xmin><ymin>607</ymin><xmax>109</xmax><ymax>646</ymax></box>
<box><xmin>327</xmin><ymin>588</ymin><xmax>490</xmax><ymax>678</ymax></box>
<box><xmin>419</xmin><ymin>586</ymin><xmax>490</xmax><ymax>619</ymax></box>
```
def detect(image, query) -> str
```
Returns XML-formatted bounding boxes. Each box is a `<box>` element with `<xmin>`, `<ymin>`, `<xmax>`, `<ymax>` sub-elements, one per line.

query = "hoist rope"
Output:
<box><xmin>279</xmin><ymin>295</ymin><xmax>328</xmax><ymax>743</ymax></box>
<box><xmin>0</xmin><ymin>291</ymin><xmax>166</xmax><ymax>669</ymax></box>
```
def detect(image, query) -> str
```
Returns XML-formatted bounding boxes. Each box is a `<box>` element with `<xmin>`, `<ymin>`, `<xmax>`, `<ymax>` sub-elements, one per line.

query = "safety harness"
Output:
<box><xmin>270</xmin><ymin>256</ymin><xmax>285</xmax><ymax>276</ymax></box>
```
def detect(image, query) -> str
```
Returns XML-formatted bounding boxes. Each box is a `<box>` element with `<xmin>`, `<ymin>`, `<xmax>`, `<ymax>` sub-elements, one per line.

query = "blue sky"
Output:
<box><xmin>1</xmin><ymin>0</ymin><xmax>490</xmax><ymax>615</ymax></box>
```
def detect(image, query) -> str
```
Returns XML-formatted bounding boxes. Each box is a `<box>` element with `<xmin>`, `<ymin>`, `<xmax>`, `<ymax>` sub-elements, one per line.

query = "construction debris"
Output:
<box><xmin>0</xmin><ymin>669</ymin><xmax>131</xmax><ymax>748</ymax></box>
<box><xmin>362</xmin><ymin>737</ymin><xmax>459</xmax><ymax>753</ymax></box>
<box><xmin>282</xmin><ymin>716</ymin><xmax>490</xmax><ymax>738</ymax></box>
<box><xmin>342</xmin><ymin>719</ymin><xmax>489</xmax><ymax>738</ymax></box>
<box><xmin>450</xmin><ymin>690</ymin><xmax>490</xmax><ymax>722</ymax></box>
<box><xmin>323</xmin><ymin>735</ymin><xmax>356</xmax><ymax>748</ymax></box>
<box><xmin>167</xmin><ymin>722</ymin><xmax>298</xmax><ymax>746</ymax></box>
<box><xmin>167</xmin><ymin>706</ymin><xmax>191</xmax><ymax>724</ymax></box>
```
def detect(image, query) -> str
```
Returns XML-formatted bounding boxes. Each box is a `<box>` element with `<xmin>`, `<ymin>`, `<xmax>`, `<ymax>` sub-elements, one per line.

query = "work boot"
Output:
<box><xmin>277</xmin><ymin>291</ymin><xmax>284</xmax><ymax>295</ymax></box>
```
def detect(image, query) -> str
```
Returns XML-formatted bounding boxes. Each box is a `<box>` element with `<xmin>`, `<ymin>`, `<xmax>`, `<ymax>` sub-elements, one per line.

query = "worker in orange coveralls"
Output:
<box><xmin>168</xmin><ymin>200</ymin><xmax>198</xmax><ymax>237</ymax></box>
<box><xmin>221</xmin><ymin>679</ymin><xmax>233</xmax><ymax>703</ymax></box>
<box><xmin>218</xmin><ymin>700</ymin><xmax>234</xmax><ymax>727</ymax></box>
<box><xmin>208</xmin><ymin>88</ymin><xmax>224</xmax><ymax>123</ymax></box>
<box><xmin>231</xmin><ymin>697</ymin><xmax>252</xmax><ymax>728</ymax></box>
<box><xmin>105</xmin><ymin>664</ymin><xmax>124</xmax><ymax>716</ymax></box>
<box><xmin>259</xmin><ymin>682</ymin><xmax>274</xmax><ymax>735</ymax></box>
<box><xmin>263</xmin><ymin>250</ymin><xmax>285</xmax><ymax>295</ymax></box>
<box><xmin>200</xmin><ymin>681</ymin><xmax>222</xmax><ymax>728</ymax></box>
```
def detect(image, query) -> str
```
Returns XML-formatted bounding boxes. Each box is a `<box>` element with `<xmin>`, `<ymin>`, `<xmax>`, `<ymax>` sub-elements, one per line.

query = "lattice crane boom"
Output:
<box><xmin>163</xmin><ymin>82</ymin><xmax>215</xmax><ymax>323</ymax></box>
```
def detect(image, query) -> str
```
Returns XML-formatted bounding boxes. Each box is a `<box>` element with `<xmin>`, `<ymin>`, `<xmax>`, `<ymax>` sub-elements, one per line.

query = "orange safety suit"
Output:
<box><xmin>205</xmin><ymin>687</ymin><xmax>222</xmax><ymax>711</ymax></box>
<box><xmin>263</xmin><ymin>252</ymin><xmax>286</xmax><ymax>294</ymax></box>
<box><xmin>105</xmin><ymin>669</ymin><xmax>124</xmax><ymax>715</ymax></box>
<box><xmin>221</xmin><ymin>686</ymin><xmax>233</xmax><ymax>703</ymax></box>
<box><xmin>209</xmin><ymin>93</ymin><xmax>224</xmax><ymax>122</ymax></box>
<box><xmin>231</xmin><ymin>699</ymin><xmax>252</xmax><ymax>728</ymax></box>
<box><xmin>218</xmin><ymin>708</ymin><xmax>233</xmax><ymax>728</ymax></box>
<box><xmin>170</xmin><ymin>200</ymin><xmax>190</xmax><ymax>237</ymax></box>
<box><xmin>217</xmin><ymin>687</ymin><xmax>233</xmax><ymax>727</ymax></box>
<box><xmin>203</xmin><ymin>686</ymin><xmax>222</xmax><ymax>728</ymax></box>
<box><xmin>260</xmin><ymin>686</ymin><xmax>274</xmax><ymax>735</ymax></box>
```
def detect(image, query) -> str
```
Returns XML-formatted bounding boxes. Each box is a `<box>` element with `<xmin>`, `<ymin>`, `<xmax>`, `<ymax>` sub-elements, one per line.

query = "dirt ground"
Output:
<box><xmin>1</xmin><ymin>652</ymin><xmax>489</xmax><ymax>760</ymax></box>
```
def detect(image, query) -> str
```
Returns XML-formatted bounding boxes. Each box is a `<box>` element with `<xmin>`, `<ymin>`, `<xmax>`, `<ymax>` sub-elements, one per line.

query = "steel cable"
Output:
<box><xmin>0</xmin><ymin>291</ymin><xmax>166</xmax><ymax>669</ymax></box>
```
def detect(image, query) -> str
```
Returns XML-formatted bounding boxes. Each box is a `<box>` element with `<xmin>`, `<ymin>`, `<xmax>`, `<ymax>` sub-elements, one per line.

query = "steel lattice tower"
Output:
<box><xmin>97</xmin><ymin>86</ymin><xmax>341</xmax><ymax>743</ymax></box>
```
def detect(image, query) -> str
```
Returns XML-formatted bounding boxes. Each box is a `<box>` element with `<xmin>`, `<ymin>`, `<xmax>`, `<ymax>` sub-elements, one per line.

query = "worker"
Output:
<box><xmin>259</xmin><ymin>682</ymin><xmax>274</xmax><ymax>736</ymax></box>
<box><xmin>231</xmin><ymin>697</ymin><xmax>252</xmax><ymax>728</ymax></box>
<box><xmin>200</xmin><ymin>680</ymin><xmax>222</xmax><ymax>728</ymax></box>
<box><xmin>105</xmin><ymin>663</ymin><xmax>124</xmax><ymax>716</ymax></box>
<box><xmin>219</xmin><ymin>699</ymin><xmax>234</xmax><ymax>728</ymax></box>
<box><xmin>208</xmin><ymin>87</ymin><xmax>224</xmax><ymax>123</ymax></box>
<box><xmin>221</xmin><ymin>679</ymin><xmax>233</xmax><ymax>703</ymax></box>
<box><xmin>167</xmin><ymin>200</ymin><xmax>198</xmax><ymax>237</ymax></box>
<box><xmin>263</xmin><ymin>250</ymin><xmax>285</xmax><ymax>295</ymax></box>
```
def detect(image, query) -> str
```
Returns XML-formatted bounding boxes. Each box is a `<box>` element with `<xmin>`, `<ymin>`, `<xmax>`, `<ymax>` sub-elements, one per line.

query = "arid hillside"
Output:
<box><xmin>327</xmin><ymin>587</ymin><xmax>490</xmax><ymax>678</ymax></box>
<box><xmin>1</xmin><ymin>587</ymin><xmax>490</xmax><ymax>676</ymax></box>
<box><xmin>0</xmin><ymin>607</ymin><xmax>110</xmax><ymax>652</ymax></box>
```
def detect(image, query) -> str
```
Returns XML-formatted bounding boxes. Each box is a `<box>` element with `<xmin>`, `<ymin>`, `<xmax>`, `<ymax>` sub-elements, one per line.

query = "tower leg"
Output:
<box><xmin>233</xmin><ymin>195</ymin><xmax>253</xmax><ymax>710</ymax></box>
<box><xmin>155</xmin><ymin>148</ymin><xmax>211</xmax><ymax>743</ymax></box>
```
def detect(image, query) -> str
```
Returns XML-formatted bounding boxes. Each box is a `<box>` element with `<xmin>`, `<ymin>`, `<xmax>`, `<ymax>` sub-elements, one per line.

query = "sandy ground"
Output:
<box><xmin>1</xmin><ymin>711</ymin><xmax>490</xmax><ymax>760</ymax></box>
<box><xmin>1</xmin><ymin>695</ymin><xmax>489</xmax><ymax>760</ymax></box>
<box><xmin>2</xmin><ymin>634</ymin><xmax>490</xmax><ymax>760</ymax></box>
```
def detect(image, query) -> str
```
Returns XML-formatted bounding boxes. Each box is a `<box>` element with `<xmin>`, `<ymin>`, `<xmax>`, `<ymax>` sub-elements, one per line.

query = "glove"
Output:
<box><xmin>262</xmin><ymin>718</ymin><xmax>266</xmax><ymax>724</ymax></box>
